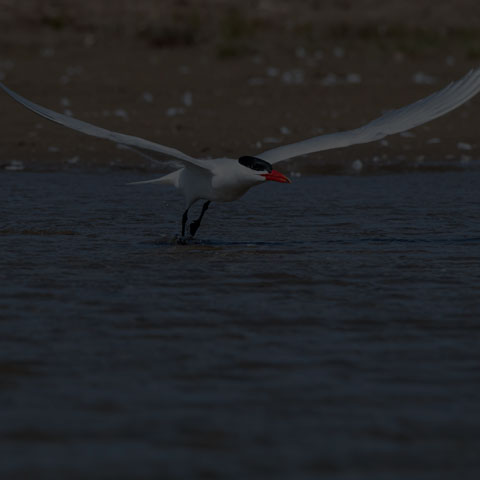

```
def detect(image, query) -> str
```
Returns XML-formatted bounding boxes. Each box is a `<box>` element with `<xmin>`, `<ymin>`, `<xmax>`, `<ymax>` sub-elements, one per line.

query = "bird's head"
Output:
<box><xmin>238</xmin><ymin>156</ymin><xmax>291</xmax><ymax>184</ymax></box>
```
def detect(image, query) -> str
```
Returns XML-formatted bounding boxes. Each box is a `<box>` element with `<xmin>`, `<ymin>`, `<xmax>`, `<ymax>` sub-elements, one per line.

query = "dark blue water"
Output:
<box><xmin>1</xmin><ymin>171</ymin><xmax>480</xmax><ymax>479</ymax></box>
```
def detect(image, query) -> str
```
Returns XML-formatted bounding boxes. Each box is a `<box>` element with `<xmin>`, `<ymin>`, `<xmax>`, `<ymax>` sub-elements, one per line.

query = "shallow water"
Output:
<box><xmin>1</xmin><ymin>171</ymin><xmax>480</xmax><ymax>479</ymax></box>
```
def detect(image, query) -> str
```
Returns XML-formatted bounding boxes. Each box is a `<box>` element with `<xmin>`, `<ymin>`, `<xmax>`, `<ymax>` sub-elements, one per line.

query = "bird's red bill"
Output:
<box><xmin>262</xmin><ymin>170</ymin><xmax>291</xmax><ymax>183</ymax></box>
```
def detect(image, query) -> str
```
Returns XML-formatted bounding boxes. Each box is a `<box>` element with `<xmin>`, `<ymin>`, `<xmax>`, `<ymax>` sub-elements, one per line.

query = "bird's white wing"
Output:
<box><xmin>0</xmin><ymin>82</ymin><xmax>208</xmax><ymax>170</ymax></box>
<box><xmin>258</xmin><ymin>68</ymin><xmax>480</xmax><ymax>164</ymax></box>
<box><xmin>116</xmin><ymin>144</ymin><xmax>183</xmax><ymax>170</ymax></box>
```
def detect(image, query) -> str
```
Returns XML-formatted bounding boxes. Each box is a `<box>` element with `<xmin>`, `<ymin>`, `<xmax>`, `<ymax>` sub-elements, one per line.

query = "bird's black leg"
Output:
<box><xmin>181</xmin><ymin>208</ymin><xmax>189</xmax><ymax>237</ymax></box>
<box><xmin>190</xmin><ymin>201</ymin><xmax>211</xmax><ymax>237</ymax></box>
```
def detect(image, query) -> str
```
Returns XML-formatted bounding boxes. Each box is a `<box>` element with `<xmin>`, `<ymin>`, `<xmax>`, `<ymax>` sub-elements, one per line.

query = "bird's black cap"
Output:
<box><xmin>238</xmin><ymin>156</ymin><xmax>273</xmax><ymax>173</ymax></box>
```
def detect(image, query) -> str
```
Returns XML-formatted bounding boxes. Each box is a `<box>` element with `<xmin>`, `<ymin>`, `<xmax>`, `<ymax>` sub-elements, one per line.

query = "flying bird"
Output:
<box><xmin>2</xmin><ymin>68</ymin><xmax>480</xmax><ymax>237</ymax></box>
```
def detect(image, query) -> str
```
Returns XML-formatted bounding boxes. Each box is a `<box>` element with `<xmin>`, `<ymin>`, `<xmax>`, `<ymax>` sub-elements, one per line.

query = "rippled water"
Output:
<box><xmin>1</xmin><ymin>171</ymin><xmax>480</xmax><ymax>479</ymax></box>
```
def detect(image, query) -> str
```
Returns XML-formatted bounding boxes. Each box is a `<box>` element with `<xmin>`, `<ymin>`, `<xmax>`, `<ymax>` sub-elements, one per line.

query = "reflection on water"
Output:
<box><xmin>1</xmin><ymin>171</ymin><xmax>480</xmax><ymax>479</ymax></box>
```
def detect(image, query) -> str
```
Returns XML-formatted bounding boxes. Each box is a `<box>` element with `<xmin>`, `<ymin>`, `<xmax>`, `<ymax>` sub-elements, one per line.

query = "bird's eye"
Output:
<box><xmin>238</xmin><ymin>156</ymin><xmax>273</xmax><ymax>173</ymax></box>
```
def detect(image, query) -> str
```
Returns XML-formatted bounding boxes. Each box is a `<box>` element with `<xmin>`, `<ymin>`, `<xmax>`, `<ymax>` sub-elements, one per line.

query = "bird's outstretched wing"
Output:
<box><xmin>258</xmin><ymin>68</ymin><xmax>480</xmax><ymax>164</ymax></box>
<box><xmin>116</xmin><ymin>144</ymin><xmax>184</xmax><ymax>170</ymax></box>
<box><xmin>0</xmin><ymin>82</ymin><xmax>207</xmax><ymax>169</ymax></box>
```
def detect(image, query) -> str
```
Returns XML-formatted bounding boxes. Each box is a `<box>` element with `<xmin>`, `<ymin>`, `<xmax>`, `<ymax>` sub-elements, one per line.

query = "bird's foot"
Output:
<box><xmin>174</xmin><ymin>234</ymin><xmax>194</xmax><ymax>245</ymax></box>
<box><xmin>173</xmin><ymin>234</ymin><xmax>186</xmax><ymax>245</ymax></box>
<box><xmin>189</xmin><ymin>220</ymin><xmax>201</xmax><ymax>237</ymax></box>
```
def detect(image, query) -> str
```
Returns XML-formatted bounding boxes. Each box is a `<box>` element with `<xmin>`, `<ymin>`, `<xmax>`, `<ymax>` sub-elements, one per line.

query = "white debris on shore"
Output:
<box><xmin>282</xmin><ymin>69</ymin><xmax>305</xmax><ymax>85</ymax></box>
<box><xmin>40</xmin><ymin>47</ymin><xmax>55</xmax><ymax>57</ymax></box>
<box><xmin>352</xmin><ymin>159</ymin><xmax>363</xmax><ymax>172</ymax></box>
<box><xmin>321</xmin><ymin>73</ymin><xmax>338</xmax><ymax>86</ymax></box>
<box><xmin>321</xmin><ymin>73</ymin><xmax>362</xmax><ymax>86</ymax></box>
<box><xmin>248</xmin><ymin>77</ymin><xmax>265</xmax><ymax>86</ymax></box>
<box><xmin>295</xmin><ymin>46</ymin><xmax>306</xmax><ymax>59</ymax></box>
<box><xmin>445</xmin><ymin>56</ymin><xmax>456</xmax><ymax>67</ymax></box>
<box><xmin>412</xmin><ymin>72</ymin><xmax>437</xmax><ymax>85</ymax></box>
<box><xmin>457</xmin><ymin>141</ymin><xmax>473</xmax><ymax>151</ymax></box>
<box><xmin>266</xmin><ymin>67</ymin><xmax>279</xmax><ymax>77</ymax></box>
<box><xmin>262</xmin><ymin>137</ymin><xmax>281</xmax><ymax>144</ymax></box>
<box><xmin>142</xmin><ymin>92</ymin><xmax>154</xmax><ymax>103</ymax></box>
<box><xmin>114</xmin><ymin>108</ymin><xmax>129</xmax><ymax>120</ymax></box>
<box><xmin>166</xmin><ymin>107</ymin><xmax>185</xmax><ymax>117</ymax></box>
<box><xmin>345</xmin><ymin>73</ymin><xmax>362</xmax><ymax>84</ymax></box>
<box><xmin>67</xmin><ymin>156</ymin><xmax>80</xmax><ymax>165</ymax></box>
<box><xmin>182</xmin><ymin>91</ymin><xmax>193</xmax><ymax>107</ymax></box>
<box><xmin>60</xmin><ymin>65</ymin><xmax>84</xmax><ymax>85</ymax></box>
<box><xmin>4</xmin><ymin>160</ymin><xmax>24</xmax><ymax>171</ymax></box>
<box><xmin>333</xmin><ymin>46</ymin><xmax>345</xmax><ymax>58</ymax></box>
<box><xmin>0</xmin><ymin>59</ymin><xmax>14</xmax><ymax>80</ymax></box>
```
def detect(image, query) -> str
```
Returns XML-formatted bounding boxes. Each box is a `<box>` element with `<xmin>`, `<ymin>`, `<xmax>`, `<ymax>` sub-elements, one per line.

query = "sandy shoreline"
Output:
<box><xmin>1</xmin><ymin>1</ymin><xmax>480</xmax><ymax>173</ymax></box>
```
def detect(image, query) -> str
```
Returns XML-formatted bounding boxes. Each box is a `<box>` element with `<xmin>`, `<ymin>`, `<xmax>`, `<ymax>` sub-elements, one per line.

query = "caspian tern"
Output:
<box><xmin>2</xmin><ymin>68</ymin><xmax>480</xmax><ymax>237</ymax></box>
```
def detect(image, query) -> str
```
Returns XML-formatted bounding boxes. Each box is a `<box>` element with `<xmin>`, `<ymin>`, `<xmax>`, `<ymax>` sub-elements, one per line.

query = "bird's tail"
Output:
<box><xmin>128</xmin><ymin>169</ymin><xmax>182</xmax><ymax>187</ymax></box>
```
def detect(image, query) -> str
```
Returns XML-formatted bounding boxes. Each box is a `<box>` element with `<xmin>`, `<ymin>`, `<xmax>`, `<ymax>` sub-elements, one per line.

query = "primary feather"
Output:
<box><xmin>258</xmin><ymin>68</ymin><xmax>480</xmax><ymax>164</ymax></box>
<box><xmin>0</xmin><ymin>81</ymin><xmax>208</xmax><ymax>170</ymax></box>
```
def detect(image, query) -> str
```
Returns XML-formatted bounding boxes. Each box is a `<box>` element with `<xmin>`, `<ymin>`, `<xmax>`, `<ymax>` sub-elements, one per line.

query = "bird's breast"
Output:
<box><xmin>210</xmin><ymin>176</ymin><xmax>255</xmax><ymax>202</ymax></box>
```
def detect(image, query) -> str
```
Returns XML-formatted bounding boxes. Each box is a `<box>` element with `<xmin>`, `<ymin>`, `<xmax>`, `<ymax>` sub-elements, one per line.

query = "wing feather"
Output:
<box><xmin>258</xmin><ymin>68</ymin><xmax>480</xmax><ymax>164</ymax></box>
<box><xmin>0</xmin><ymin>82</ymin><xmax>208</xmax><ymax>170</ymax></box>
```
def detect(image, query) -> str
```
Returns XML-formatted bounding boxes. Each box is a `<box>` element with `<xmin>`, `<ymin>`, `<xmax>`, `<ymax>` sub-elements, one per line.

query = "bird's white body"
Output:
<box><xmin>133</xmin><ymin>157</ymin><xmax>265</xmax><ymax>207</ymax></box>
<box><xmin>2</xmin><ymin>67</ymin><xmax>480</xmax><ymax>235</ymax></box>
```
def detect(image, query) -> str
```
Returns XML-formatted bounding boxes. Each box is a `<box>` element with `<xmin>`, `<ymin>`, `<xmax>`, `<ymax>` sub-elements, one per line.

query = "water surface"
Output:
<box><xmin>1</xmin><ymin>171</ymin><xmax>480</xmax><ymax>479</ymax></box>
